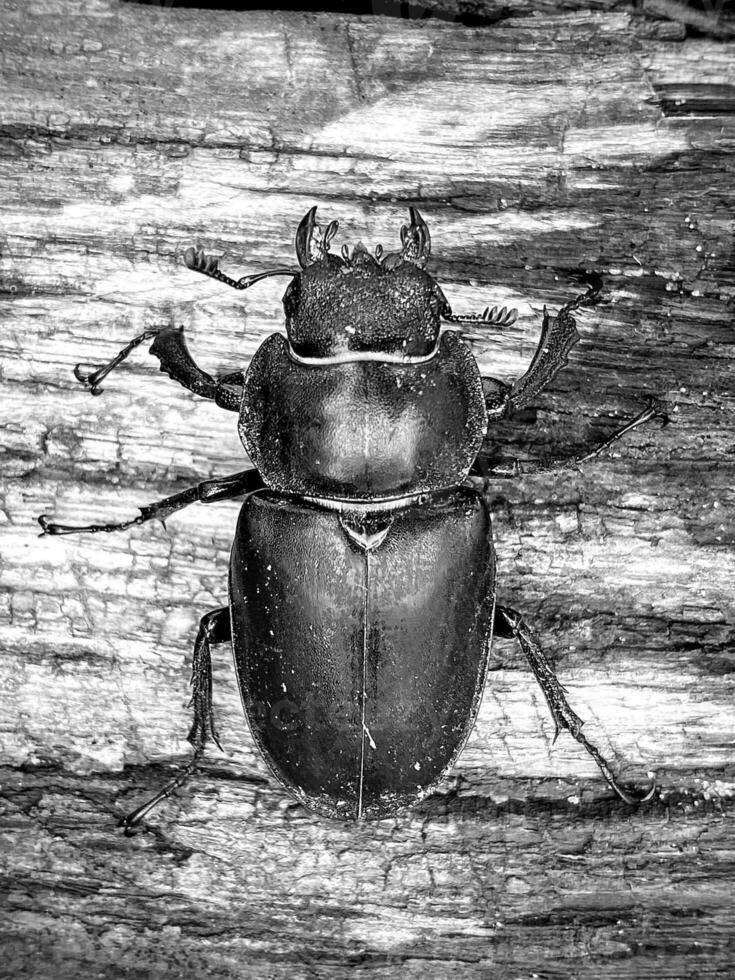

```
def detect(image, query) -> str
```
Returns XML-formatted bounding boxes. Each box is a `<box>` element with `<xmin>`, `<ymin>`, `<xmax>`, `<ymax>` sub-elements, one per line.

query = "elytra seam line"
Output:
<box><xmin>357</xmin><ymin>549</ymin><xmax>370</xmax><ymax>820</ymax></box>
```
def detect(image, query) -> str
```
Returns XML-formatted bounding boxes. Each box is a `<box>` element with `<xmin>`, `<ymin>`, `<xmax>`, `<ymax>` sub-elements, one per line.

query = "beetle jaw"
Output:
<box><xmin>294</xmin><ymin>205</ymin><xmax>431</xmax><ymax>273</ymax></box>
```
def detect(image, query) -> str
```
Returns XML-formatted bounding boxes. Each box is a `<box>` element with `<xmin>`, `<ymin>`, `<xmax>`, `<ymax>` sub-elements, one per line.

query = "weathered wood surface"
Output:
<box><xmin>1</xmin><ymin>1</ymin><xmax>734</xmax><ymax>977</ymax></box>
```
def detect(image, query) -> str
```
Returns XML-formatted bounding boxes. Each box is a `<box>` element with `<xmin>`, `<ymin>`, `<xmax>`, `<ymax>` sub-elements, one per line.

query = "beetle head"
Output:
<box><xmin>284</xmin><ymin>207</ymin><xmax>450</xmax><ymax>359</ymax></box>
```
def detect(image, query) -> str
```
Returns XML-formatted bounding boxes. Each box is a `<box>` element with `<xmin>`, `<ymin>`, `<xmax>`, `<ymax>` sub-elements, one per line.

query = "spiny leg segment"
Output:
<box><xmin>119</xmin><ymin>605</ymin><xmax>231</xmax><ymax>834</ymax></box>
<box><xmin>494</xmin><ymin>604</ymin><xmax>655</xmax><ymax>805</ymax></box>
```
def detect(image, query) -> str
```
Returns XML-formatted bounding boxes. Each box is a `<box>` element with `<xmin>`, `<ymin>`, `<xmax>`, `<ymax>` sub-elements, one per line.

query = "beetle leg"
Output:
<box><xmin>119</xmin><ymin>606</ymin><xmax>230</xmax><ymax>834</ymax></box>
<box><xmin>73</xmin><ymin>325</ymin><xmax>244</xmax><ymax>408</ymax></box>
<box><xmin>560</xmin><ymin>398</ymin><xmax>669</xmax><ymax>466</ymax></box>
<box><xmin>507</xmin><ymin>273</ymin><xmax>603</xmax><ymax>413</ymax></box>
<box><xmin>494</xmin><ymin>604</ymin><xmax>656</xmax><ymax>805</ymax></box>
<box><xmin>472</xmin><ymin>398</ymin><xmax>668</xmax><ymax>479</ymax></box>
<box><xmin>186</xmin><ymin>607</ymin><xmax>229</xmax><ymax>755</ymax></box>
<box><xmin>38</xmin><ymin>468</ymin><xmax>264</xmax><ymax>536</ymax></box>
<box><xmin>74</xmin><ymin>328</ymin><xmax>160</xmax><ymax>395</ymax></box>
<box><xmin>481</xmin><ymin>377</ymin><xmax>512</xmax><ymax>421</ymax></box>
<box><xmin>148</xmin><ymin>325</ymin><xmax>244</xmax><ymax>409</ymax></box>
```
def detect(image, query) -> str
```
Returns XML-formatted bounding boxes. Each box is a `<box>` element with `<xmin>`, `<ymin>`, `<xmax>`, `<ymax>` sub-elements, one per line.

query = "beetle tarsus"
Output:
<box><xmin>474</xmin><ymin>398</ymin><xmax>670</xmax><ymax>479</ymax></box>
<box><xmin>561</xmin><ymin>270</ymin><xmax>604</xmax><ymax>314</ymax></box>
<box><xmin>574</xmin><ymin>399</ymin><xmax>670</xmax><ymax>466</ymax></box>
<box><xmin>73</xmin><ymin>328</ymin><xmax>161</xmax><ymax>395</ymax></box>
<box><xmin>118</xmin><ymin>752</ymin><xmax>203</xmax><ymax>835</ymax></box>
<box><xmin>495</xmin><ymin>604</ymin><xmax>656</xmax><ymax>805</ymax></box>
<box><xmin>38</xmin><ymin>513</ymin><xmax>140</xmax><ymax>536</ymax></box>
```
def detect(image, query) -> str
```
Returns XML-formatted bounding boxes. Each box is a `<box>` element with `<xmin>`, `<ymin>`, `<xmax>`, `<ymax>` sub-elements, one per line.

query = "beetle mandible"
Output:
<box><xmin>39</xmin><ymin>207</ymin><xmax>661</xmax><ymax>828</ymax></box>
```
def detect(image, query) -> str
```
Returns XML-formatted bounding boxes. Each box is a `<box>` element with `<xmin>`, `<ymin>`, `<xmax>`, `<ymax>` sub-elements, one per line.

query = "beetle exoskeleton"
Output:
<box><xmin>228</xmin><ymin>208</ymin><xmax>495</xmax><ymax>816</ymax></box>
<box><xmin>40</xmin><ymin>205</ymin><xmax>659</xmax><ymax>828</ymax></box>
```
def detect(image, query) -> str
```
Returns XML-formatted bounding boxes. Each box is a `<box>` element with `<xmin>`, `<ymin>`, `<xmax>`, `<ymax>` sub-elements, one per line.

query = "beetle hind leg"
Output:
<box><xmin>119</xmin><ymin>606</ymin><xmax>230</xmax><ymax>834</ymax></box>
<box><xmin>495</xmin><ymin>604</ymin><xmax>655</xmax><ymax>805</ymax></box>
<box><xmin>186</xmin><ymin>607</ymin><xmax>229</xmax><ymax>754</ymax></box>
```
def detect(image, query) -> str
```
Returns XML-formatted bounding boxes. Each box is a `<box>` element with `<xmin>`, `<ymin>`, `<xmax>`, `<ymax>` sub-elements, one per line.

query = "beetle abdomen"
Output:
<box><xmin>239</xmin><ymin>331</ymin><xmax>487</xmax><ymax>501</ymax></box>
<box><xmin>229</xmin><ymin>486</ymin><xmax>495</xmax><ymax>819</ymax></box>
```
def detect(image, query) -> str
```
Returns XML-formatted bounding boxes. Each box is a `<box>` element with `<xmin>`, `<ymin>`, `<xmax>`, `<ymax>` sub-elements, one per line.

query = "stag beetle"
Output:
<box><xmin>40</xmin><ymin>207</ymin><xmax>660</xmax><ymax>827</ymax></box>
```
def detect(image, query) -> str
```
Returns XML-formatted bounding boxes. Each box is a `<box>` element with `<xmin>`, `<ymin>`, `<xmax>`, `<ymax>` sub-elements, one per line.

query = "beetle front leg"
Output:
<box><xmin>507</xmin><ymin>274</ymin><xmax>603</xmax><ymax>413</ymax></box>
<box><xmin>74</xmin><ymin>325</ymin><xmax>243</xmax><ymax>410</ymax></box>
<box><xmin>119</xmin><ymin>606</ymin><xmax>230</xmax><ymax>834</ymax></box>
<box><xmin>494</xmin><ymin>604</ymin><xmax>655</xmax><ymax>805</ymax></box>
<box><xmin>74</xmin><ymin>328</ymin><xmax>161</xmax><ymax>395</ymax></box>
<box><xmin>148</xmin><ymin>326</ymin><xmax>244</xmax><ymax>410</ymax></box>
<box><xmin>38</xmin><ymin>468</ymin><xmax>264</xmax><ymax>536</ymax></box>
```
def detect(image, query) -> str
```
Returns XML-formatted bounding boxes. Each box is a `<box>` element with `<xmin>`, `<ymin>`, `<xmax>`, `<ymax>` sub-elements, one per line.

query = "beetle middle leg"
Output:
<box><xmin>119</xmin><ymin>605</ymin><xmax>230</xmax><ymax>834</ymax></box>
<box><xmin>473</xmin><ymin>398</ymin><xmax>669</xmax><ymax>479</ymax></box>
<box><xmin>38</xmin><ymin>468</ymin><xmax>264</xmax><ymax>536</ymax></box>
<box><xmin>494</xmin><ymin>604</ymin><xmax>655</xmax><ymax>805</ymax></box>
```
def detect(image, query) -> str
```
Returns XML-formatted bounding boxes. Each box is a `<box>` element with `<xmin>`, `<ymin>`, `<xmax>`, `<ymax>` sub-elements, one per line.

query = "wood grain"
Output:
<box><xmin>1</xmin><ymin>1</ymin><xmax>733</xmax><ymax>977</ymax></box>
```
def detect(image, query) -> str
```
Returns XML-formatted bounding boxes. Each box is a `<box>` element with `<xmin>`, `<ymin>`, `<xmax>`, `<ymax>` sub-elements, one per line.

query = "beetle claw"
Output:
<box><xmin>646</xmin><ymin>396</ymin><xmax>671</xmax><ymax>427</ymax></box>
<box><xmin>74</xmin><ymin>363</ymin><xmax>105</xmax><ymax>395</ymax></box>
<box><xmin>37</xmin><ymin>515</ymin><xmax>72</xmax><ymax>536</ymax></box>
<box><xmin>610</xmin><ymin>773</ymin><xmax>657</xmax><ymax>806</ymax></box>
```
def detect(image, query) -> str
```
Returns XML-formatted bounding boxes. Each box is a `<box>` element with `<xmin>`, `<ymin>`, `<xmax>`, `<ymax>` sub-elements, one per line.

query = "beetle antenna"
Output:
<box><xmin>444</xmin><ymin>305</ymin><xmax>519</xmax><ymax>328</ymax></box>
<box><xmin>184</xmin><ymin>247</ymin><xmax>298</xmax><ymax>290</ymax></box>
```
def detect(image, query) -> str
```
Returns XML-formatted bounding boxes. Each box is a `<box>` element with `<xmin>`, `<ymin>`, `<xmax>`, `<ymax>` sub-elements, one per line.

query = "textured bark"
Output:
<box><xmin>1</xmin><ymin>1</ymin><xmax>733</xmax><ymax>977</ymax></box>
